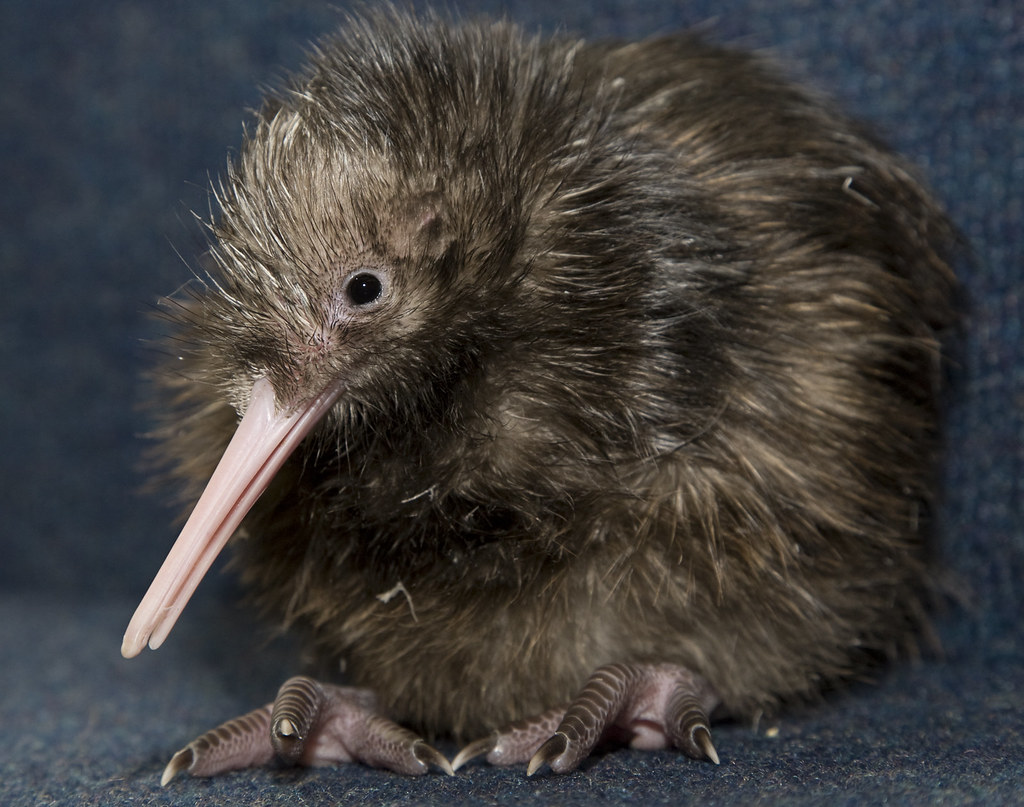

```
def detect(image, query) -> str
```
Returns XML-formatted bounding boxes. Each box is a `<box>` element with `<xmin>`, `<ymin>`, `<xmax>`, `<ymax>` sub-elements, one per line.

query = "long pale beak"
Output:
<box><xmin>122</xmin><ymin>376</ymin><xmax>344</xmax><ymax>658</ymax></box>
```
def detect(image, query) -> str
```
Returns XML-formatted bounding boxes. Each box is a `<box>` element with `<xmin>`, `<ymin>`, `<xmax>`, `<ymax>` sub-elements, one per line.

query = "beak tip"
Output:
<box><xmin>121</xmin><ymin>623</ymin><xmax>150</xmax><ymax>659</ymax></box>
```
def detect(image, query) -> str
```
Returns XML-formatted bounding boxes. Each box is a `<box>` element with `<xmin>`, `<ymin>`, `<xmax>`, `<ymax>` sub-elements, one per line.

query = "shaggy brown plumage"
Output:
<box><xmin>125</xmin><ymin>8</ymin><xmax>958</xmax><ymax>780</ymax></box>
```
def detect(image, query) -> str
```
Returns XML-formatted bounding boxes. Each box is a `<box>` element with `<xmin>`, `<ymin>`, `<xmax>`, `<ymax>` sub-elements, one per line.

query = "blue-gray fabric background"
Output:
<box><xmin>1</xmin><ymin>1</ymin><xmax>1020</xmax><ymax>804</ymax></box>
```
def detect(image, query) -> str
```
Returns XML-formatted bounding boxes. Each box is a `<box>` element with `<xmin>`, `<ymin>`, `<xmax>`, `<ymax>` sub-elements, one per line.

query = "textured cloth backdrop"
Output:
<box><xmin>1</xmin><ymin>1</ymin><xmax>1020</xmax><ymax>805</ymax></box>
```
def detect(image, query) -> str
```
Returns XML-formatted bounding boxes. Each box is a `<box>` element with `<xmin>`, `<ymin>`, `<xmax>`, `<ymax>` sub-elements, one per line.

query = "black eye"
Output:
<box><xmin>345</xmin><ymin>272</ymin><xmax>384</xmax><ymax>307</ymax></box>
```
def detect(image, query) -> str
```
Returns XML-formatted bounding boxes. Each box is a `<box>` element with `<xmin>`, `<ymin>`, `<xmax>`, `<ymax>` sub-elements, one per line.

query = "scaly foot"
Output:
<box><xmin>453</xmin><ymin>663</ymin><xmax>720</xmax><ymax>774</ymax></box>
<box><xmin>161</xmin><ymin>675</ymin><xmax>453</xmax><ymax>784</ymax></box>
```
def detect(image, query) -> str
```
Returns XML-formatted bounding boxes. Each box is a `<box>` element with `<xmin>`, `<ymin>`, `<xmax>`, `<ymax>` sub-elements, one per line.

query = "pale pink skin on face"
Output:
<box><xmin>121</xmin><ymin>376</ymin><xmax>344</xmax><ymax>659</ymax></box>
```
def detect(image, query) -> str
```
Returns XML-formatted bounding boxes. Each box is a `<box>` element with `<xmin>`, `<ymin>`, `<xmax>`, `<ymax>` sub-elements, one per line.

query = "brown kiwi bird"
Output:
<box><xmin>122</xmin><ymin>7</ymin><xmax>958</xmax><ymax>783</ymax></box>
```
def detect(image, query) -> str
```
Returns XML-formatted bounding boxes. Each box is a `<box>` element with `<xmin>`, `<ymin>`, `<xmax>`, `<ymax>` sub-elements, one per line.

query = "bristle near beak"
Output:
<box><xmin>122</xmin><ymin>376</ymin><xmax>344</xmax><ymax>658</ymax></box>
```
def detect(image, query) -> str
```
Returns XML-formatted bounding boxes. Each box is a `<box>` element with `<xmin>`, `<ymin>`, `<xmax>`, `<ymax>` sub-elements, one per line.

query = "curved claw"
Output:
<box><xmin>527</xmin><ymin>732</ymin><xmax>569</xmax><ymax>776</ymax></box>
<box><xmin>694</xmin><ymin>726</ymin><xmax>720</xmax><ymax>765</ymax></box>
<box><xmin>161</xmin><ymin>747</ymin><xmax>195</xmax><ymax>786</ymax></box>
<box><xmin>666</xmin><ymin>683</ymin><xmax>719</xmax><ymax>764</ymax></box>
<box><xmin>452</xmin><ymin>735</ymin><xmax>497</xmax><ymax>771</ymax></box>
<box><xmin>412</xmin><ymin>739</ymin><xmax>456</xmax><ymax>776</ymax></box>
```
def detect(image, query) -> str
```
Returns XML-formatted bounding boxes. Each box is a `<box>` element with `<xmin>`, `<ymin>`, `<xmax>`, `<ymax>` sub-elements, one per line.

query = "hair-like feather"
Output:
<box><xmin>149</xmin><ymin>9</ymin><xmax>957</xmax><ymax>740</ymax></box>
